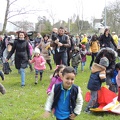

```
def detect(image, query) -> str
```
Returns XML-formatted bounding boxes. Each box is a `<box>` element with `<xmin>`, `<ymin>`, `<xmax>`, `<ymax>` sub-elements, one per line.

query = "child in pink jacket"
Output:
<box><xmin>30</xmin><ymin>48</ymin><xmax>46</xmax><ymax>84</ymax></box>
<box><xmin>47</xmin><ymin>64</ymin><xmax>65</xmax><ymax>95</ymax></box>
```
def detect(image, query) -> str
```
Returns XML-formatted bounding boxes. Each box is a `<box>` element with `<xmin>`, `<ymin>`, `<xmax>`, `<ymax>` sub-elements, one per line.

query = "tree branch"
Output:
<box><xmin>8</xmin><ymin>20</ymin><xmax>21</xmax><ymax>28</ymax></box>
<box><xmin>9</xmin><ymin>0</ymin><xmax>18</xmax><ymax>7</ymax></box>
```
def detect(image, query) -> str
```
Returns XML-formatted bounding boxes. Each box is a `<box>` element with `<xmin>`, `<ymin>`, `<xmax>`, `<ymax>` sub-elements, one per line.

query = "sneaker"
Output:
<box><xmin>84</xmin><ymin>107</ymin><xmax>91</xmax><ymax>114</ymax></box>
<box><xmin>35</xmin><ymin>81</ymin><xmax>38</xmax><ymax>84</ymax></box>
<box><xmin>21</xmin><ymin>85</ymin><xmax>25</xmax><ymax>88</ymax></box>
<box><xmin>84</xmin><ymin>110</ymin><xmax>91</xmax><ymax>114</ymax></box>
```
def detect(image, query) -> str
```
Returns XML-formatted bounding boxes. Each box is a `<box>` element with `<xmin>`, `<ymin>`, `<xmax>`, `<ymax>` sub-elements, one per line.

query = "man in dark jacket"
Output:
<box><xmin>53</xmin><ymin>27</ymin><xmax>71</xmax><ymax>66</ymax></box>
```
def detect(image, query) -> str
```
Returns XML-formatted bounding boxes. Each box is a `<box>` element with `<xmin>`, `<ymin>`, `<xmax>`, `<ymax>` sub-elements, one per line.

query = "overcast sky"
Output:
<box><xmin>0</xmin><ymin>0</ymin><xmax>116</xmax><ymax>24</ymax></box>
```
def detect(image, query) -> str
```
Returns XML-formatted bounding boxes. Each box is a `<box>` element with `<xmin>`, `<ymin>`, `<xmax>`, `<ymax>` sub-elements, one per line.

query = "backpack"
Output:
<box><xmin>2</xmin><ymin>62</ymin><xmax>12</xmax><ymax>74</ymax></box>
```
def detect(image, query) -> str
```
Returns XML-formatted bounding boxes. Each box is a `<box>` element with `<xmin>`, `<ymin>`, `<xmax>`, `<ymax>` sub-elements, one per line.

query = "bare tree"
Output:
<box><xmin>14</xmin><ymin>20</ymin><xmax>34</xmax><ymax>31</ymax></box>
<box><xmin>102</xmin><ymin>0</ymin><xmax>120</xmax><ymax>34</ymax></box>
<box><xmin>2</xmin><ymin>0</ymin><xmax>45</xmax><ymax>34</ymax></box>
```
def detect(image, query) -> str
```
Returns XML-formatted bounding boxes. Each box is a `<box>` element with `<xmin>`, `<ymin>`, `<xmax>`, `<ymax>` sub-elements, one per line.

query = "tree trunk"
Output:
<box><xmin>1</xmin><ymin>0</ymin><xmax>10</xmax><ymax>34</ymax></box>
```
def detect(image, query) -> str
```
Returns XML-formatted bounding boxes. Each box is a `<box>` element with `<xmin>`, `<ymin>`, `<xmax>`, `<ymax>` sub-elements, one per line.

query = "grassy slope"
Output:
<box><xmin>0</xmin><ymin>56</ymin><xmax>120</xmax><ymax>120</ymax></box>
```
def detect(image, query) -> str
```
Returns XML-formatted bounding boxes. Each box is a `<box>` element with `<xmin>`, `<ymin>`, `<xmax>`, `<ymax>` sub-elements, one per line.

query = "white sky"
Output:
<box><xmin>0</xmin><ymin>0</ymin><xmax>116</xmax><ymax>24</ymax></box>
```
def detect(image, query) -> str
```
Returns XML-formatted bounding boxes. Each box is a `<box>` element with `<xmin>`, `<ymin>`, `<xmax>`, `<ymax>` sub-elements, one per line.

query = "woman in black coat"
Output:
<box><xmin>99</xmin><ymin>28</ymin><xmax>117</xmax><ymax>50</ymax></box>
<box><xmin>6</xmin><ymin>31</ymin><xmax>31</xmax><ymax>87</ymax></box>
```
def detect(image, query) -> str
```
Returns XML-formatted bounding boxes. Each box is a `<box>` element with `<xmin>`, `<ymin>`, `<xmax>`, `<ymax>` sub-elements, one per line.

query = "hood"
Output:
<box><xmin>91</xmin><ymin>63</ymin><xmax>106</xmax><ymax>73</ymax></box>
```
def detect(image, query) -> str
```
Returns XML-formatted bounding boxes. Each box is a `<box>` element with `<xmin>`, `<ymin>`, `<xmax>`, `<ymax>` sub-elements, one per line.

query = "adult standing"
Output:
<box><xmin>6</xmin><ymin>31</ymin><xmax>31</xmax><ymax>87</ymax></box>
<box><xmin>51</xmin><ymin>27</ymin><xmax>71</xmax><ymax>66</ymax></box>
<box><xmin>81</xmin><ymin>34</ymin><xmax>89</xmax><ymax>51</ymax></box>
<box><xmin>112</xmin><ymin>31</ymin><xmax>118</xmax><ymax>46</ymax></box>
<box><xmin>37</xmin><ymin>34</ymin><xmax>52</xmax><ymax>70</ymax></box>
<box><xmin>95</xmin><ymin>47</ymin><xmax>117</xmax><ymax>92</ymax></box>
<box><xmin>67</xmin><ymin>35</ymin><xmax>76</xmax><ymax>66</ymax></box>
<box><xmin>34</xmin><ymin>33</ymin><xmax>42</xmax><ymax>49</ymax></box>
<box><xmin>99</xmin><ymin>28</ymin><xmax>117</xmax><ymax>50</ymax></box>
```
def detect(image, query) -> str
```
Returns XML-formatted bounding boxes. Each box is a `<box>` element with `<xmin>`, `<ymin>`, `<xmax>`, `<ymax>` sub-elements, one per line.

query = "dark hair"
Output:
<box><xmin>53</xmin><ymin>65</ymin><xmax>65</xmax><ymax>77</ymax></box>
<box><xmin>91</xmin><ymin>34</ymin><xmax>98</xmax><ymax>41</ymax></box>
<box><xmin>115</xmin><ymin>63</ymin><xmax>120</xmax><ymax>70</ymax></box>
<box><xmin>16</xmin><ymin>31</ymin><xmax>27</xmax><ymax>39</ymax></box>
<box><xmin>43</xmin><ymin>34</ymin><xmax>50</xmax><ymax>39</ymax></box>
<box><xmin>104</xmin><ymin>28</ymin><xmax>109</xmax><ymax>35</ymax></box>
<box><xmin>62</xmin><ymin>66</ymin><xmax>76</xmax><ymax>76</ymax></box>
<box><xmin>59</xmin><ymin>27</ymin><xmax>64</xmax><ymax>30</ymax></box>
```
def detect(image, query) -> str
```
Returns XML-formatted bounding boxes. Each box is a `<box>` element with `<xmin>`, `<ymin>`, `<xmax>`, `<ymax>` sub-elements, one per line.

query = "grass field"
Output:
<box><xmin>0</xmin><ymin>56</ymin><xmax>120</xmax><ymax>120</ymax></box>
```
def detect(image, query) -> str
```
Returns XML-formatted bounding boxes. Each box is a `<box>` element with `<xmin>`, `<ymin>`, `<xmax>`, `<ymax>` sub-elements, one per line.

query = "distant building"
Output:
<box><xmin>93</xmin><ymin>19</ymin><xmax>110</xmax><ymax>34</ymax></box>
<box><xmin>93</xmin><ymin>19</ymin><xmax>104</xmax><ymax>30</ymax></box>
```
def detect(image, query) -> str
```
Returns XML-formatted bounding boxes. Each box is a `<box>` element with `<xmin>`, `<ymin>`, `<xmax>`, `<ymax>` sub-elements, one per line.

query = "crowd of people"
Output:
<box><xmin>0</xmin><ymin>27</ymin><xmax>120</xmax><ymax>119</ymax></box>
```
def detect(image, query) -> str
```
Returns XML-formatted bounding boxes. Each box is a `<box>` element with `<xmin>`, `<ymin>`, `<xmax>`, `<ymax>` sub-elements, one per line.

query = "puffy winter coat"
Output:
<box><xmin>87</xmin><ymin>63</ymin><xmax>106</xmax><ymax>91</ymax></box>
<box><xmin>7</xmin><ymin>39</ymin><xmax>31</xmax><ymax>69</ymax></box>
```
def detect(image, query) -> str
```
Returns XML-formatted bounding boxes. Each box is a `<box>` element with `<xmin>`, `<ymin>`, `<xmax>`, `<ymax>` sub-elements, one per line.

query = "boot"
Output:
<box><xmin>35</xmin><ymin>77</ymin><xmax>38</xmax><ymax>84</ymax></box>
<box><xmin>40</xmin><ymin>75</ymin><xmax>42</xmax><ymax>81</ymax></box>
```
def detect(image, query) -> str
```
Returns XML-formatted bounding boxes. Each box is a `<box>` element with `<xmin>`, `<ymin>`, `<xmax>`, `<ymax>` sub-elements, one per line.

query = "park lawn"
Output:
<box><xmin>0</xmin><ymin>56</ymin><xmax>120</xmax><ymax>120</ymax></box>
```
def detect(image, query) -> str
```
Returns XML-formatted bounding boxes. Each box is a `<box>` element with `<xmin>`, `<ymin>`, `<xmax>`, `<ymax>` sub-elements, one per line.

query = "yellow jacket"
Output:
<box><xmin>112</xmin><ymin>35</ymin><xmax>118</xmax><ymax>45</ymax></box>
<box><xmin>89</xmin><ymin>40</ymin><xmax>100</xmax><ymax>53</ymax></box>
<box><xmin>81</xmin><ymin>37</ymin><xmax>88</xmax><ymax>44</ymax></box>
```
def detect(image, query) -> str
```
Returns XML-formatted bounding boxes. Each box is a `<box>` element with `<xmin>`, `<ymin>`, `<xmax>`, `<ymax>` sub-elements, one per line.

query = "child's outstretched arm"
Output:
<box><xmin>70</xmin><ymin>87</ymin><xmax>83</xmax><ymax>119</ymax></box>
<box><xmin>47</xmin><ymin>77</ymin><xmax>56</xmax><ymax>95</ymax></box>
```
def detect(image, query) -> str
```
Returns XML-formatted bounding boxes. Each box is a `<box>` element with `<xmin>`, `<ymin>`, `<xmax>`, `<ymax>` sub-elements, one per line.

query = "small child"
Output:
<box><xmin>43</xmin><ymin>66</ymin><xmax>83</xmax><ymax>120</ymax></box>
<box><xmin>51</xmin><ymin>27</ymin><xmax>61</xmax><ymax>52</ymax></box>
<box><xmin>51</xmin><ymin>28</ymin><xmax>58</xmax><ymax>41</ymax></box>
<box><xmin>116</xmin><ymin>63</ymin><xmax>120</xmax><ymax>102</ymax></box>
<box><xmin>85</xmin><ymin>56</ymin><xmax>109</xmax><ymax>113</ymax></box>
<box><xmin>47</xmin><ymin>64</ymin><xmax>65</xmax><ymax>95</ymax></box>
<box><xmin>30</xmin><ymin>48</ymin><xmax>46</xmax><ymax>84</ymax></box>
<box><xmin>111</xmin><ymin>63</ymin><xmax>120</xmax><ymax>93</ymax></box>
<box><xmin>80</xmin><ymin>45</ymin><xmax>91</xmax><ymax>72</ymax></box>
<box><xmin>71</xmin><ymin>47</ymin><xmax>81</xmax><ymax>74</ymax></box>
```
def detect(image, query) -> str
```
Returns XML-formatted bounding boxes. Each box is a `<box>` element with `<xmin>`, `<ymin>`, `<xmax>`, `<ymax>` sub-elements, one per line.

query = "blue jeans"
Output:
<box><xmin>35</xmin><ymin>69</ymin><xmax>43</xmax><ymax>76</ymax></box>
<box><xmin>81</xmin><ymin>62</ymin><xmax>85</xmax><ymax>71</ymax></box>
<box><xmin>73</xmin><ymin>66</ymin><xmax>78</xmax><ymax>74</ymax></box>
<box><xmin>19</xmin><ymin>68</ymin><xmax>25</xmax><ymax>86</ymax></box>
<box><xmin>55</xmin><ymin>51</ymin><xmax>68</xmax><ymax>66</ymax></box>
<box><xmin>86</xmin><ymin>90</ymin><xmax>98</xmax><ymax>108</ymax></box>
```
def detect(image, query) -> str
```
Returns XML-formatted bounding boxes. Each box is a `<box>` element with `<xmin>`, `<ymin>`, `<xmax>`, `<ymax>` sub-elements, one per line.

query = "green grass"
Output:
<box><xmin>0</xmin><ymin>56</ymin><xmax>120</xmax><ymax>120</ymax></box>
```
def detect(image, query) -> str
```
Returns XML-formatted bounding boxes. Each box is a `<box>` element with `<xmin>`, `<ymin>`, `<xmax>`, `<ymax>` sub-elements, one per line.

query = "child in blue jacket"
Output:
<box><xmin>111</xmin><ymin>63</ymin><xmax>120</xmax><ymax>93</ymax></box>
<box><xmin>43</xmin><ymin>66</ymin><xmax>83</xmax><ymax>120</ymax></box>
<box><xmin>85</xmin><ymin>57</ymin><xmax>109</xmax><ymax>113</ymax></box>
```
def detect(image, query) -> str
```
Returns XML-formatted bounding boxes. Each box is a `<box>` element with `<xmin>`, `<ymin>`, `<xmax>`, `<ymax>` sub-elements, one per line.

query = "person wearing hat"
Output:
<box><xmin>71</xmin><ymin>47</ymin><xmax>81</xmax><ymax>74</ymax></box>
<box><xmin>29</xmin><ymin>47</ymin><xmax>46</xmax><ymax>84</ymax></box>
<box><xmin>85</xmin><ymin>56</ymin><xmax>109</xmax><ymax>113</ymax></box>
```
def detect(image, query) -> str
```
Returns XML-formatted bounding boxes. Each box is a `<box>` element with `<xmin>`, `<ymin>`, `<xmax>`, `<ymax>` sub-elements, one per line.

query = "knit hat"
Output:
<box><xmin>34</xmin><ymin>47</ymin><xmax>40</xmax><ymax>54</ymax></box>
<box><xmin>99</xmin><ymin>57</ymin><xmax>109</xmax><ymax>67</ymax></box>
<box><xmin>81</xmin><ymin>45</ymin><xmax>86</xmax><ymax>49</ymax></box>
<box><xmin>74</xmin><ymin>47</ymin><xmax>79</xmax><ymax>51</ymax></box>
